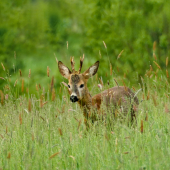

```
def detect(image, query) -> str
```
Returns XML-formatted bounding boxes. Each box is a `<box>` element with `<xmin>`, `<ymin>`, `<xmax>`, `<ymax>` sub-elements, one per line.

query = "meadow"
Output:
<box><xmin>0</xmin><ymin>1</ymin><xmax>170</xmax><ymax>169</ymax></box>
<box><xmin>0</xmin><ymin>53</ymin><xmax>170</xmax><ymax>170</ymax></box>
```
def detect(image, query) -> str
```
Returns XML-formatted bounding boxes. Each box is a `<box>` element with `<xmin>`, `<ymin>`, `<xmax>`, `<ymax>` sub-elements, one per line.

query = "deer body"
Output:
<box><xmin>58</xmin><ymin>57</ymin><xmax>139</xmax><ymax>124</ymax></box>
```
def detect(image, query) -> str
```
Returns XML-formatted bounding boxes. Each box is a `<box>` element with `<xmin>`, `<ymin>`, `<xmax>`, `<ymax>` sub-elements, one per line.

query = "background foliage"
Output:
<box><xmin>0</xmin><ymin>0</ymin><xmax>170</xmax><ymax>93</ymax></box>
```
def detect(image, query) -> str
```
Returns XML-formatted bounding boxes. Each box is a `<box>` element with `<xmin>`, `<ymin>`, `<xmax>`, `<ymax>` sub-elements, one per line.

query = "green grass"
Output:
<box><xmin>0</xmin><ymin>62</ymin><xmax>170</xmax><ymax>170</ymax></box>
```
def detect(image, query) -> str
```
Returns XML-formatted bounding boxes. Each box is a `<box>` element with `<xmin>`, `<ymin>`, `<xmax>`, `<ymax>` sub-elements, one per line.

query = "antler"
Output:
<box><xmin>78</xmin><ymin>54</ymin><xmax>84</xmax><ymax>73</ymax></box>
<box><xmin>70</xmin><ymin>57</ymin><xmax>75</xmax><ymax>72</ymax></box>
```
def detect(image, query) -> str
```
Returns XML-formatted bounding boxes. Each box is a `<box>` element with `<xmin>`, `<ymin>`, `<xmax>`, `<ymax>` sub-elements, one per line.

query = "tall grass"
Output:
<box><xmin>0</xmin><ymin>54</ymin><xmax>170</xmax><ymax>169</ymax></box>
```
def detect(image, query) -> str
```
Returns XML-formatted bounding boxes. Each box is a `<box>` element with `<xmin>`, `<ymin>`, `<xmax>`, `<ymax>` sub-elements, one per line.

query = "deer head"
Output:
<box><xmin>58</xmin><ymin>56</ymin><xmax>99</xmax><ymax>103</ymax></box>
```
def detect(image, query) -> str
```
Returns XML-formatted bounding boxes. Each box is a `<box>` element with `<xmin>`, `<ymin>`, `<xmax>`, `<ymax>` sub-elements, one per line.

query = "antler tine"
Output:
<box><xmin>78</xmin><ymin>54</ymin><xmax>85</xmax><ymax>73</ymax></box>
<box><xmin>70</xmin><ymin>56</ymin><xmax>75</xmax><ymax>72</ymax></box>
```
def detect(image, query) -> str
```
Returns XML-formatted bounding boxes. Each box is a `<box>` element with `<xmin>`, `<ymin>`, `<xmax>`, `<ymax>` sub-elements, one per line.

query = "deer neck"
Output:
<box><xmin>77</xmin><ymin>88</ymin><xmax>92</xmax><ymax>117</ymax></box>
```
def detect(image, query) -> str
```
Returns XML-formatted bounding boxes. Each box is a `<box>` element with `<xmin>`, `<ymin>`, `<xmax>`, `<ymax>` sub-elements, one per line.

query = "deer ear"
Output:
<box><xmin>58</xmin><ymin>61</ymin><xmax>71</xmax><ymax>79</ymax></box>
<box><xmin>83</xmin><ymin>61</ymin><xmax>99</xmax><ymax>79</ymax></box>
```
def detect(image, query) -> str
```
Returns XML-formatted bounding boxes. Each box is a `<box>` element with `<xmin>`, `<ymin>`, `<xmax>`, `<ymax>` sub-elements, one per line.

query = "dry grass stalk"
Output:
<box><xmin>117</xmin><ymin>50</ymin><xmax>124</xmax><ymax>59</ymax></box>
<box><xmin>42</xmin><ymin>101</ymin><xmax>48</xmax><ymax>106</ymax></box>
<box><xmin>6</xmin><ymin>126</ymin><xmax>8</xmax><ymax>134</ymax></box>
<box><xmin>0</xmin><ymin>134</ymin><xmax>4</xmax><ymax>139</ymax></box>
<box><xmin>117</xmin><ymin>66</ymin><xmax>119</xmax><ymax>72</ymax></box>
<box><xmin>153</xmin><ymin>41</ymin><xmax>156</xmax><ymax>51</ymax></box>
<box><xmin>99</xmin><ymin>78</ymin><xmax>103</xmax><ymax>86</ymax></box>
<box><xmin>19</xmin><ymin>113</ymin><xmax>22</xmax><ymax>125</ymax></box>
<box><xmin>49</xmin><ymin>152</ymin><xmax>60</xmax><ymax>159</ymax></box>
<box><xmin>14</xmin><ymin>79</ymin><xmax>18</xmax><ymax>87</ymax></box>
<box><xmin>153</xmin><ymin>61</ymin><xmax>161</xmax><ymax>69</ymax></box>
<box><xmin>32</xmin><ymin>133</ymin><xmax>34</xmax><ymax>141</ymax></box>
<box><xmin>78</xmin><ymin>119</ymin><xmax>82</xmax><ymax>130</ymax></box>
<box><xmin>39</xmin><ymin>84</ymin><xmax>41</xmax><ymax>89</ymax></box>
<box><xmin>19</xmin><ymin>69</ymin><xmax>22</xmax><ymax>77</ymax></box>
<box><xmin>166</xmin><ymin>57</ymin><xmax>168</xmax><ymax>67</ymax></box>
<box><xmin>150</xmin><ymin>65</ymin><xmax>153</xmax><ymax>71</ymax></box>
<box><xmin>145</xmin><ymin>113</ymin><xmax>148</xmax><ymax>121</ymax></box>
<box><xmin>40</xmin><ymin>116</ymin><xmax>45</xmax><ymax>121</ymax></box>
<box><xmin>123</xmin><ymin>152</ymin><xmax>129</xmax><ymax>154</ymax></box>
<box><xmin>141</xmin><ymin>120</ymin><xmax>143</xmax><ymax>133</ymax></box>
<box><xmin>152</xmin><ymin>95</ymin><xmax>157</xmax><ymax>106</ymax></box>
<box><xmin>7</xmin><ymin>152</ymin><xmax>11</xmax><ymax>159</ymax></box>
<box><xmin>21</xmin><ymin>79</ymin><xmax>24</xmax><ymax>92</ymax></box>
<box><xmin>14</xmin><ymin>51</ymin><xmax>16</xmax><ymax>59</ymax></box>
<box><xmin>36</xmin><ymin>84</ymin><xmax>39</xmax><ymax>91</ymax></box>
<box><xmin>110</xmin><ymin>64</ymin><xmax>112</xmax><ymax>75</ymax></box>
<box><xmin>124</xmin><ymin>73</ymin><xmax>126</xmax><ymax>78</ymax></box>
<box><xmin>40</xmin><ymin>95</ymin><xmax>43</xmax><ymax>108</ymax></box>
<box><xmin>114</xmin><ymin>78</ymin><xmax>119</xmax><ymax>87</ymax></box>
<box><xmin>47</xmin><ymin>66</ymin><xmax>49</xmax><ymax>77</ymax></box>
<box><xmin>52</xmin><ymin>88</ymin><xmax>55</xmax><ymax>101</ymax></box>
<box><xmin>153</xmin><ymin>53</ymin><xmax>157</xmax><ymax>60</ymax></box>
<box><xmin>58</xmin><ymin>128</ymin><xmax>62</xmax><ymax>136</ymax></box>
<box><xmin>0</xmin><ymin>90</ymin><xmax>4</xmax><ymax>105</ymax></box>
<box><xmin>28</xmin><ymin>69</ymin><xmax>31</xmax><ymax>78</ymax></box>
<box><xmin>1</xmin><ymin>62</ymin><xmax>5</xmax><ymax>71</ymax></box>
<box><xmin>122</xmin><ymin>80</ymin><xmax>127</xmax><ymax>91</ymax></box>
<box><xmin>132</xmin><ymin>86</ymin><xmax>136</xmax><ymax>91</ymax></box>
<box><xmin>0</xmin><ymin>77</ymin><xmax>5</xmax><ymax>80</ymax></box>
<box><xmin>166</xmin><ymin>69</ymin><xmax>169</xmax><ymax>78</ymax></box>
<box><xmin>147</xmin><ymin>91</ymin><xmax>150</xmax><ymax>100</ymax></box>
<box><xmin>99</xmin><ymin>50</ymin><xmax>101</xmax><ymax>58</ymax></box>
<box><xmin>66</xmin><ymin>41</ymin><xmax>68</xmax><ymax>49</ymax></box>
<box><xmin>103</xmin><ymin>41</ymin><xmax>107</xmax><ymax>49</ymax></box>
<box><xmin>28</xmin><ymin>99</ymin><xmax>31</xmax><ymax>112</ymax></box>
<box><xmin>165</xmin><ymin>93</ymin><xmax>169</xmax><ymax>98</ymax></box>
<box><xmin>105</xmin><ymin>133</ymin><xmax>110</xmax><ymax>141</ymax></box>
<box><xmin>165</xmin><ymin>104</ymin><xmax>169</xmax><ymax>113</ymax></box>
<box><xmin>51</xmin><ymin>76</ymin><xmax>54</xmax><ymax>92</ymax></box>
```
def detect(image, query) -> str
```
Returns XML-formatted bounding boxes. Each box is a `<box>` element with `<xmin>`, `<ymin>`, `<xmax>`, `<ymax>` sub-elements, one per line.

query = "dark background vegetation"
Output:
<box><xmin>0</xmin><ymin>0</ymin><xmax>170</xmax><ymax>94</ymax></box>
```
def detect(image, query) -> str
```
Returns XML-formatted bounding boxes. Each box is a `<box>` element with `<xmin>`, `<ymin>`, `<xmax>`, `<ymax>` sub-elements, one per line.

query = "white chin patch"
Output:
<box><xmin>71</xmin><ymin>92</ymin><xmax>77</xmax><ymax>97</ymax></box>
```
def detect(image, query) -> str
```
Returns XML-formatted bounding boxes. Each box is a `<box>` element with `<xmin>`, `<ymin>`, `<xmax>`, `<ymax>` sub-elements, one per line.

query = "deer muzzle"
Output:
<box><xmin>70</xmin><ymin>95</ymin><xmax>78</xmax><ymax>102</ymax></box>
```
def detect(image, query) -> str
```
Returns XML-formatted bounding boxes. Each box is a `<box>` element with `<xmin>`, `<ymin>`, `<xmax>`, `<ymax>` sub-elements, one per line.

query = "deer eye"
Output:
<box><xmin>79</xmin><ymin>84</ymin><xmax>84</xmax><ymax>88</ymax></box>
<box><xmin>68</xmin><ymin>84</ymin><xmax>70</xmax><ymax>88</ymax></box>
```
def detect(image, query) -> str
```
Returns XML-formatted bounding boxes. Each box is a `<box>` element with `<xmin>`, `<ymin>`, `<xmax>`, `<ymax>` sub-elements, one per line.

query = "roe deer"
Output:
<box><xmin>58</xmin><ymin>56</ymin><xmax>139</xmax><ymax>126</ymax></box>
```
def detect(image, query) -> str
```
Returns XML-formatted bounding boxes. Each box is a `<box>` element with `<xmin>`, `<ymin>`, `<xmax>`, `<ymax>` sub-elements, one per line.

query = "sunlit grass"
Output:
<box><xmin>0</xmin><ymin>54</ymin><xmax>170</xmax><ymax>169</ymax></box>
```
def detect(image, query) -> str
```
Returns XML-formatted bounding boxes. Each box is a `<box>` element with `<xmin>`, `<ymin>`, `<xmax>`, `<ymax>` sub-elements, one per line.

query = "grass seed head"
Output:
<box><xmin>141</xmin><ymin>120</ymin><xmax>143</xmax><ymax>133</ymax></box>
<box><xmin>110</xmin><ymin>64</ymin><xmax>112</xmax><ymax>75</ymax></box>
<box><xmin>0</xmin><ymin>90</ymin><xmax>4</xmax><ymax>105</ymax></box>
<box><xmin>51</xmin><ymin>76</ymin><xmax>54</xmax><ymax>91</ymax></box>
<box><xmin>1</xmin><ymin>62</ymin><xmax>5</xmax><ymax>71</ymax></box>
<box><xmin>166</xmin><ymin>57</ymin><xmax>168</xmax><ymax>67</ymax></box>
<box><xmin>153</xmin><ymin>41</ymin><xmax>156</xmax><ymax>51</ymax></box>
<box><xmin>153</xmin><ymin>61</ymin><xmax>161</xmax><ymax>69</ymax></box>
<box><xmin>166</xmin><ymin>69</ymin><xmax>169</xmax><ymax>78</ymax></box>
<box><xmin>58</xmin><ymin>128</ymin><xmax>62</xmax><ymax>136</ymax></box>
<box><xmin>49</xmin><ymin>152</ymin><xmax>60</xmax><ymax>159</ymax></box>
<box><xmin>7</xmin><ymin>152</ymin><xmax>11</xmax><ymax>159</ymax></box>
<box><xmin>19</xmin><ymin>69</ymin><xmax>22</xmax><ymax>77</ymax></box>
<box><xmin>36</xmin><ymin>84</ymin><xmax>39</xmax><ymax>91</ymax></box>
<box><xmin>117</xmin><ymin>50</ymin><xmax>124</xmax><ymax>60</ymax></box>
<box><xmin>152</xmin><ymin>94</ymin><xmax>157</xmax><ymax>106</ymax></box>
<box><xmin>47</xmin><ymin>66</ymin><xmax>49</xmax><ymax>77</ymax></box>
<box><xmin>21</xmin><ymin>79</ymin><xmax>24</xmax><ymax>92</ymax></box>
<box><xmin>14</xmin><ymin>79</ymin><xmax>18</xmax><ymax>87</ymax></box>
<box><xmin>52</xmin><ymin>88</ymin><xmax>55</xmax><ymax>101</ymax></box>
<box><xmin>28</xmin><ymin>99</ymin><xmax>31</xmax><ymax>112</ymax></box>
<box><xmin>103</xmin><ymin>41</ymin><xmax>107</xmax><ymax>49</ymax></box>
<box><xmin>19</xmin><ymin>114</ymin><xmax>22</xmax><ymax>125</ymax></box>
<box><xmin>28</xmin><ymin>69</ymin><xmax>31</xmax><ymax>78</ymax></box>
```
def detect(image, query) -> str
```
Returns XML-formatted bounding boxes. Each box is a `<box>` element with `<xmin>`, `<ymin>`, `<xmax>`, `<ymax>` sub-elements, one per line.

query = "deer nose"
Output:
<box><xmin>70</xmin><ymin>95</ymin><xmax>78</xmax><ymax>102</ymax></box>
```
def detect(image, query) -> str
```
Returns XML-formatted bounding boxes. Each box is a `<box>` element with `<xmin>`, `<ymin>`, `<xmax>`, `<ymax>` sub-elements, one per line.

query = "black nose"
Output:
<box><xmin>70</xmin><ymin>95</ymin><xmax>78</xmax><ymax>102</ymax></box>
